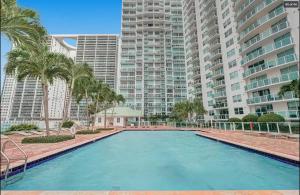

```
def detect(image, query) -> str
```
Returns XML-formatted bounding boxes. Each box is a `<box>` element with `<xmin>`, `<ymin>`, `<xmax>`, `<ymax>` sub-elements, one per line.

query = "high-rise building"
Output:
<box><xmin>182</xmin><ymin>0</ymin><xmax>202</xmax><ymax>101</ymax></box>
<box><xmin>119</xmin><ymin>0</ymin><xmax>187</xmax><ymax>117</ymax></box>
<box><xmin>234</xmin><ymin>0</ymin><xmax>299</xmax><ymax>120</ymax></box>
<box><xmin>1</xmin><ymin>34</ymin><xmax>120</xmax><ymax>122</ymax></box>
<box><xmin>69</xmin><ymin>34</ymin><xmax>119</xmax><ymax>120</ymax></box>
<box><xmin>185</xmin><ymin>0</ymin><xmax>299</xmax><ymax>121</ymax></box>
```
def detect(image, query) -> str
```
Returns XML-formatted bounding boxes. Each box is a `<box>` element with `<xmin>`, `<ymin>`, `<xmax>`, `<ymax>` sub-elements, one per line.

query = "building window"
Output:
<box><xmin>228</xmin><ymin>59</ymin><xmax>237</xmax><ymax>68</ymax></box>
<box><xmin>209</xmin><ymin>110</ymin><xmax>214</xmax><ymax>116</ymax></box>
<box><xmin>222</xmin><ymin>8</ymin><xmax>229</xmax><ymax>19</ymax></box>
<box><xmin>225</xmin><ymin>28</ymin><xmax>232</xmax><ymax>38</ymax></box>
<box><xmin>234</xmin><ymin>107</ymin><xmax>244</xmax><ymax>115</ymax></box>
<box><xmin>98</xmin><ymin>117</ymin><xmax>101</xmax><ymax>123</ymax></box>
<box><xmin>226</xmin><ymin>38</ymin><xmax>234</xmax><ymax>48</ymax></box>
<box><xmin>117</xmin><ymin>117</ymin><xmax>120</xmax><ymax>123</ymax></box>
<box><xmin>231</xmin><ymin>83</ymin><xmax>240</xmax><ymax>91</ymax></box>
<box><xmin>229</xmin><ymin>71</ymin><xmax>238</xmax><ymax>79</ymax></box>
<box><xmin>233</xmin><ymin>94</ymin><xmax>242</xmax><ymax>102</ymax></box>
<box><xmin>227</xmin><ymin>49</ymin><xmax>235</xmax><ymax>57</ymax></box>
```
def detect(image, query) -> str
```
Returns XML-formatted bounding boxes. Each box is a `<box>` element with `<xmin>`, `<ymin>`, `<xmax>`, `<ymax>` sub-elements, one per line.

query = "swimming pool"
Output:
<box><xmin>3</xmin><ymin>131</ymin><xmax>299</xmax><ymax>190</ymax></box>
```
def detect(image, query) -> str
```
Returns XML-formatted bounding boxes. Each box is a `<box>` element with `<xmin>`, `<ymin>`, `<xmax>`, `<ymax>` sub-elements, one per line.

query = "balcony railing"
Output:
<box><xmin>213</xmin><ymin>91</ymin><xmax>226</xmax><ymax>98</ymax></box>
<box><xmin>214</xmin><ymin>80</ymin><xmax>225</xmax><ymax>88</ymax></box>
<box><xmin>255</xmin><ymin>111</ymin><xmax>300</xmax><ymax>119</ymax></box>
<box><xmin>243</xmin><ymin>54</ymin><xmax>298</xmax><ymax>78</ymax></box>
<box><xmin>213</xmin><ymin>103</ymin><xmax>228</xmax><ymax>108</ymax></box>
<box><xmin>245</xmin><ymin>72</ymin><xmax>299</xmax><ymax>91</ymax></box>
<box><xmin>241</xmin><ymin>37</ymin><xmax>293</xmax><ymax>66</ymax></box>
<box><xmin>239</xmin><ymin>5</ymin><xmax>285</xmax><ymax>41</ymax></box>
<box><xmin>213</xmin><ymin>114</ymin><xmax>229</xmax><ymax>120</ymax></box>
<box><xmin>240</xmin><ymin>20</ymin><xmax>289</xmax><ymax>53</ymax></box>
<box><xmin>247</xmin><ymin>92</ymin><xmax>298</xmax><ymax>105</ymax></box>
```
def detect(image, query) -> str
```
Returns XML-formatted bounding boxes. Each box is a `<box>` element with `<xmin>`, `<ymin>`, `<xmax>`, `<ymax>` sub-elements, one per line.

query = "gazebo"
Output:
<box><xmin>94</xmin><ymin>106</ymin><xmax>143</xmax><ymax>127</ymax></box>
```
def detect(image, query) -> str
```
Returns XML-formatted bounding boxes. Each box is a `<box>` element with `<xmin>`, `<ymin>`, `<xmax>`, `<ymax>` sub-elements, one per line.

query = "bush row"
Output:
<box><xmin>62</xmin><ymin>120</ymin><xmax>74</xmax><ymax>128</ymax></box>
<box><xmin>76</xmin><ymin>130</ymin><xmax>101</xmax><ymax>134</ymax></box>
<box><xmin>8</xmin><ymin>124</ymin><xmax>38</xmax><ymax>132</ymax></box>
<box><xmin>22</xmin><ymin>135</ymin><xmax>74</xmax><ymax>144</ymax></box>
<box><xmin>228</xmin><ymin>113</ymin><xmax>285</xmax><ymax>123</ymax></box>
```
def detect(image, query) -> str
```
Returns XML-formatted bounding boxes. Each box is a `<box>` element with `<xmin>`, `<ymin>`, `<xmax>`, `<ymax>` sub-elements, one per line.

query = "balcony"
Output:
<box><xmin>240</xmin><ymin>20</ymin><xmax>289</xmax><ymax>54</ymax></box>
<box><xmin>212</xmin><ymin>69</ymin><xmax>224</xmax><ymax>79</ymax></box>
<box><xmin>213</xmin><ymin>80</ymin><xmax>226</xmax><ymax>89</ymax></box>
<box><xmin>238</xmin><ymin>4</ymin><xmax>286</xmax><ymax>42</ymax></box>
<box><xmin>213</xmin><ymin>114</ymin><xmax>229</xmax><ymax>120</ymax></box>
<box><xmin>247</xmin><ymin>92</ymin><xmax>298</xmax><ymax>105</ymax></box>
<box><xmin>243</xmin><ymin>54</ymin><xmax>298</xmax><ymax>78</ymax></box>
<box><xmin>255</xmin><ymin>111</ymin><xmax>300</xmax><ymax>119</ymax></box>
<box><xmin>210</xmin><ymin>59</ymin><xmax>223</xmax><ymax>70</ymax></box>
<box><xmin>213</xmin><ymin>91</ymin><xmax>226</xmax><ymax>99</ymax></box>
<box><xmin>241</xmin><ymin>37</ymin><xmax>294</xmax><ymax>66</ymax></box>
<box><xmin>213</xmin><ymin>102</ymin><xmax>228</xmax><ymax>109</ymax></box>
<box><xmin>245</xmin><ymin>72</ymin><xmax>299</xmax><ymax>91</ymax></box>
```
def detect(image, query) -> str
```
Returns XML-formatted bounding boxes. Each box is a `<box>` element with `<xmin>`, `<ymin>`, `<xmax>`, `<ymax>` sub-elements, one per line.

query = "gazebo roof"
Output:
<box><xmin>95</xmin><ymin>106</ymin><xmax>143</xmax><ymax>117</ymax></box>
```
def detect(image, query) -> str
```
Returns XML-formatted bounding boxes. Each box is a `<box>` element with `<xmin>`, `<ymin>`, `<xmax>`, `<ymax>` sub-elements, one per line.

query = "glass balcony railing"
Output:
<box><xmin>214</xmin><ymin>80</ymin><xmax>225</xmax><ymax>87</ymax></box>
<box><xmin>247</xmin><ymin>92</ymin><xmax>298</xmax><ymax>104</ymax></box>
<box><xmin>213</xmin><ymin>114</ymin><xmax>229</xmax><ymax>120</ymax></box>
<box><xmin>212</xmin><ymin>69</ymin><xmax>224</xmax><ymax>77</ymax></box>
<box><xmin>236</xmin><ymin>0</ymin><xmax>256</xmax><ymax>17</ymax></box>
<box><xmin>238</xmin><ymin>0</ymin><xmax>275</xmax><ymax>28</ymax></box>
<box><xmin>239</xmin><ymin>5</ymin><xmax>285</xmax><ymax>41</ymax></box>
<box><xmin>241</xmin><ymin>37</ymin><xmax>293</xmax><ymax>65</ymax></box>
<box><xmin>240</xmin><ymin>21</ymin><xmax>289</xmax><ymax>53</ymax></box>
<box><xmin>245</xmin><ymin>72</ymin><xmax>299</xmax><ymax>91</ymax></box>
<box><xmin>243</xmin><ymin>54</ymin><xmax>297</xmax><ymax>78</ymax></box>
<box><xmin>213</xmin><ymin>103</ymin><xmax>228</xmax><ymax>108</ymax></box>
<box><xmin>213</xmin><ymin>91</ymin><xmax>226</xmax><ymax>98</ymax></box>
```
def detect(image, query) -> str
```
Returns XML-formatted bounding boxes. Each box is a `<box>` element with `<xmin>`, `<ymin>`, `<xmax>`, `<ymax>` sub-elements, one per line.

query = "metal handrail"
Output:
<box><xmin>1</xmin><ymin>151</ymin><xmax>10</xmax><ymax>182</ymax></box>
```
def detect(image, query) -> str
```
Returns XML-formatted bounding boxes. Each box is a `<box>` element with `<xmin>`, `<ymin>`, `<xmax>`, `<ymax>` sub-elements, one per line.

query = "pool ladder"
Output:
<box><xmin>1</xmin><ymin>139</ymin><xmax>28</xmax><ymax>188</ymax></box>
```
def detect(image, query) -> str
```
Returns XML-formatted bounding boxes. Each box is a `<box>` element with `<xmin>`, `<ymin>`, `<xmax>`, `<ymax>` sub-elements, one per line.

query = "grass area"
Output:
<box><xmin>76</xmin><ymin>130</ymin><xmax>101</xmax><ymax>134</ymax></box>
<box><xmin>22</xmin><ymin>135</ymin><xmax>75</xmax><ymax>144</ymax></box>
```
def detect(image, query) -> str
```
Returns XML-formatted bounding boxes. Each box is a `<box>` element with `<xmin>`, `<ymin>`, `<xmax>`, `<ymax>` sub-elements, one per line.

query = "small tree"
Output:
<box><xmin>228</xmin><ymin>118</ymin><xmax>242</xmax><ymax>123</ymax></box>
<box><xmin>257</xmin><ymin>113</ymin><xmax>285</xmax><ymax>122</ymax></box>
<box><xmin>242</xmin><ymin>114</ymin><xmax>258</xmax><ymax>122</ymax></box>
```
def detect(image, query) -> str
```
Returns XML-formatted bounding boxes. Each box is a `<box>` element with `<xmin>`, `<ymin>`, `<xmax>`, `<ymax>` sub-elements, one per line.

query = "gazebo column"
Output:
<box><xmin>138</xmin><ymin>116</ymin><xmax>141</xmax><ymax>127</ymax></box>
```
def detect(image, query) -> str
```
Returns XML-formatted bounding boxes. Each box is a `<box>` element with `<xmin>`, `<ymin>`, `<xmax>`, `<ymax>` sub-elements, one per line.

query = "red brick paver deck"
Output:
<box><xmin>197</xmin><ymin>130</ymin><xmax>299</xmax><ymax>162</ymax></box>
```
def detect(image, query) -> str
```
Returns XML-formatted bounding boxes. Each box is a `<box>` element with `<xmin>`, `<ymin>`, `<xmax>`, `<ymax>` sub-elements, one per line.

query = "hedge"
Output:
<box><xmin>8</xmin><ymin>124</ymin><xmax>38</xmax><ymax>132</ymax></box>
<box><xmin>228</xmin><ymin>118</ymin><xmax>242</xmax><ymax>122</ymax></box>
<box><xmin>62</xmin><ymin>120</ymin><xmax>74</xmax><ymax>128</ymax></box>
<box><xmin>96</xmin><ymin>128</ymin><xmax>114</xmax><ymax>131</ymax></box>
<box><xmin>242</xmin><ymin>114</ymin><xmax>258</xmax><ymax>122</ymax></box>
<box><xmin>257</xmin><ymin>113</ymin><xmax>285</xmax><ymax>122</ymax></box>
<box><xmin>76</xmin><ymin>130</ymin><xmax>101</xmax><ymax>134</ymax></box>
<box><xmin>22</xmin><ymin>135</ymin><xmax>74</xmax><ymax>144</ymax></box>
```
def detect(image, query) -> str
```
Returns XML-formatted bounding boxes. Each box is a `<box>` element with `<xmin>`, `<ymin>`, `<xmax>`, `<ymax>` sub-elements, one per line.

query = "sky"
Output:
<box><xmin>1</xmin><ymin>0</ymin><xmax>122</xmax><ymax>89</ymax></box>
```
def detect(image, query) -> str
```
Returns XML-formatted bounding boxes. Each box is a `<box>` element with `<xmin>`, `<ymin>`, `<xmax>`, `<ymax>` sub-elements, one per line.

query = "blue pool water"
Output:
<box><xmin>4</xmin><ymin>131</ymin><xmax>299</xmax><ymax>190</ymax></box>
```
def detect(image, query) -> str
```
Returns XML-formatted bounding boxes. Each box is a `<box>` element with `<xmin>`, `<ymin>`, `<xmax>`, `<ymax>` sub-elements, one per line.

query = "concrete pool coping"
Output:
<box><xmin>1</xmin><ymin>128</ymin><xmax>299</xmax><ymax>180</ymax></box>
<box><xmin>1</xmin><ymin>190</ymin><xmax>299</xmax><ymax>194</ymax></box>
<box><xmin>196</xmin><ymin>132</ymin><xmax>299</xmax><ymax>164</ymax></box>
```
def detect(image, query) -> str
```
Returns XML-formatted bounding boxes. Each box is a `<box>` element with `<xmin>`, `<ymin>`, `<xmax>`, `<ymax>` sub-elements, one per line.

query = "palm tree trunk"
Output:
<box><xmin>42</xmin><ymin>83</ymin><xmax>50</xmax><ymax>136</ymax></box>
<box><xmin>93</xmin><ymin>101</ymin><xmax>98</xmax><ymax>132</ymax></box>
<box><xmin>85</xmin><ymin>91</ymin><xmax>89</xmax><ymax>130</ymax></box>
<box><xmin>104</xmin><ymin>109</ymin><xmax>107</xmax><ymax>128</ymax></box>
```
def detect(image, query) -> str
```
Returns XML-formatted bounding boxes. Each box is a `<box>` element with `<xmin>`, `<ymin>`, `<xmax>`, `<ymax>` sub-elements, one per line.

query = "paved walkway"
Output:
<box><xmin>197</xmin><ymin>130</ymin><xmax>299</xmax><ymax>161</ymax></box>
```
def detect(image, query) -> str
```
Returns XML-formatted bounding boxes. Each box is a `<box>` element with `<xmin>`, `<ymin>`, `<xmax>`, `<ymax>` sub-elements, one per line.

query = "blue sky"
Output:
<box><xmin>1</xmin><ymin>0</ymin><xmax>122</xmax><ymax>88</ymax></box>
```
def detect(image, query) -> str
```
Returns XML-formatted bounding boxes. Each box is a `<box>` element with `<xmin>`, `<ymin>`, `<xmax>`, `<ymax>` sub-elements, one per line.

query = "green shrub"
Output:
<box><xmin>257</xmin><ymin>113</ymin><xmax>285</xmax><ymax>122</ymax></box>
<box><xmin>96</xmin><ymin>128</ymin><xmax>114</xmax><ymax>131</ymax></box>
<box><xmin>22</xmin><ymin>135</ymin><xmax>74</xmax><ymax>144</ymax></box>
<box><xmin>242</xmin><ymin>114</ymin><xmax>258</xmax><ymax>122</ymax></box>
<box><xmin>228</xmin><ymin>118</ymin><xmax>242</xmax><ymax>122</ymax></box>
<box><xmin>8</xmin><ymin>124</ymin><xmax>38</xmax><ymax>132</ymax></box>
<box><xmin>62</xmin><ymin>120</ymin><xmax>74</xmax><ymax>128</ymax></box>
<box><xmin>76</xmin><ymin>130</ymin><xmax>101</xmax><ymax>134</ymax></box>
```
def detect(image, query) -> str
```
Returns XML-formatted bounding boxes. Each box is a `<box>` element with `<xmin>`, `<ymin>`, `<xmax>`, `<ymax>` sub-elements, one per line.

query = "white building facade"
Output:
<box><xmin>119</xmin><ymin>0</ymin><xmax>187</xmax><ymax>117</ymax></box>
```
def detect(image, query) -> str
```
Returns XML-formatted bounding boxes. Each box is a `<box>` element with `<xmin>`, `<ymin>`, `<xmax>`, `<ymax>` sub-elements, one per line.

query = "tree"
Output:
<box><xmin>192</xmin><ymin>98</ymin><xmax>207</xmax><ymax>119</ymax></box>
<box><xmin>73</xmin><ymin>77</ymin><xmax>97</xmax><ymax>129</ymax></box>
<box><xmin>171</xmin><ymin>99</ymin><xmax>207</xmax><ymax>121</ymax></box>
<box><xmin>278</xmin><ymin>79</ymin><xmax>299</xmax><ymax>97</ymax></box>
<box><xmin>1</xmin><ymin>0</ymin><xmax>46</xmax><ymax>48</ymax></box>
<box><xmin>88</xmin><ymin>80</ymin><xmax>104</xmax><ymax>131</ymax></box>
<box><xmin>63</xmin><ymin>61</ymin><xmax>92</xmax><ymax>120</ymax></box>
<box><xmin>5</xmin><ymin>44</ymin><xmax>69</xmax><ymax>136</ymax></box>
<box><xmin>109</xmin><ymin>94</ymin><xmax>125</xmax><ymax>126</ymax></box>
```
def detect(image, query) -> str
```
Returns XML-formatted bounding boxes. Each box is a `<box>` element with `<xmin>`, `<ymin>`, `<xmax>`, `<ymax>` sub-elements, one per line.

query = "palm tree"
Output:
<box><xmin>5</xmin><ymin>44</ymin><xmax>69</xmax><ymax>135</ymax></box>
<box><xmin>193</xmin><ymin>98</ymin><xmax>207</xmax><ymax>120</ymax></box>
<box><xmin>73</xmin><ymin>77</ymin><xmax>96</xmax><ymax>129</ymax></box>
<box><xmin>1</xmin><ymin>0</ymin><xmax>46</xmax><ymax>48</ymax></box>
<box><xmin>278</xmin><ymin>79</ymin><xmax>300</xmax><ymax>97</ymax></box>
<box><xmin>109</xmin><ymin>93</ymin><xmax>125</xmax><ymax>126</ymax></box>
<box><xmin>99</xmin><ymin>85</ymin><xmax>115</xmax><ymax>128</ymax></box>
<box><xmin>171</xmin><ymin>99</ymin><xmax>207</xmax><ymax>122</ymax></box>
<box><xmin>89</xmin><ymin>80</ymin><xmax>104</xmax><ymax>131</ymax></box>
<box><xmin>63</xmin><ymin>61</ymin><xmax>93</xmax><ymax>120</ymax></box>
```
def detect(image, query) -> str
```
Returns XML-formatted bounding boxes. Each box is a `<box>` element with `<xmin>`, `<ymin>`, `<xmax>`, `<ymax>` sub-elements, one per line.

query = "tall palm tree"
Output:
<box><xmin>109</xmin><ymin>94</ymin><xmax>125</xmax><ymax>126</ymax></box>
<box><xmin>193</xmin><ymin>98</ymin><xmax>207</xmax><ymax>120</ymax></box>
<box><xmin>5</xmin><ymin>44</ymin><xmax>69</xmax><ymax>135</ymax></box>
<box><xmin>89</xmin><ymin>80</ymin><xmax>104</xmax><ymax>131</ymax></box>
<box><xmin>73</xmin><ymin>77</ymin><xmax>96</xmax><ymax>129</ymax></box>
<box><xmin>63</xmin><ymin>61</ymin><xmax>93</xmax><ymax>120</ymax></box>
<box><xmin>1</xmin><ymin>0</ymin><xmax>46</xmax><ymax>48</ymax></box>
<box><xmin>99</xmin><ymin>85</ymin><xmax>115</xmax><ymax>128</ymax></box>
<box><xmin>278</xmin><ymin>79</ymin><xmax>300</xmax><ymax>97</ymax></box>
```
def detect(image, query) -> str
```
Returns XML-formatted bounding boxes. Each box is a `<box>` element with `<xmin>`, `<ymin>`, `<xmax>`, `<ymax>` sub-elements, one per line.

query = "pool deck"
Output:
<box><xmin>196</xmin><ymin>130</ymin><xmax>299</xmax><ymax>162</ymax></box>
<box><xmin>1</xmin><ymin>190</ymin><xmax>299</xmax><ymax>195</ymax></box>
